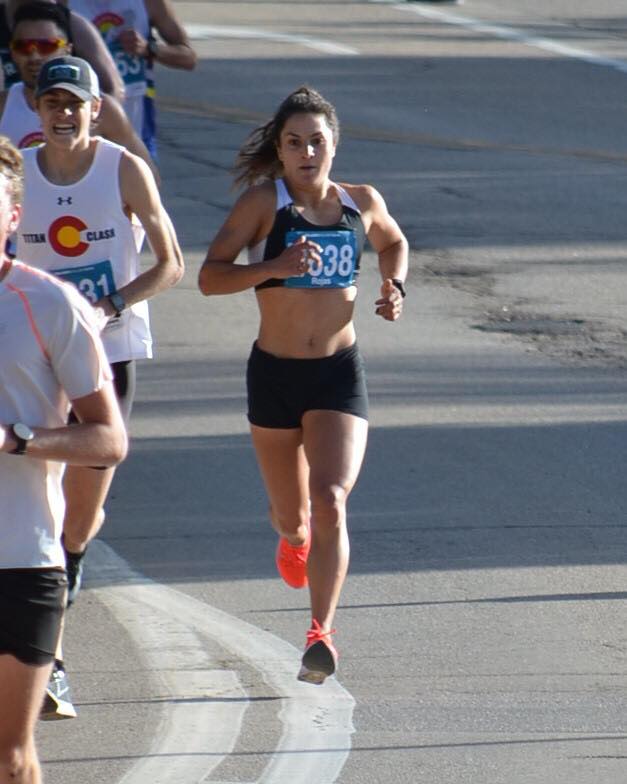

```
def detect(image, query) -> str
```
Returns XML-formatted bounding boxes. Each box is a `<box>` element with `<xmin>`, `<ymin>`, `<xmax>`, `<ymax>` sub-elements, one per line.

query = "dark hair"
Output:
<box><xmin>233</xmin><ymin>86</ymin><xmax>340</xmax><ymax>188</ymax></box>
<box><xmin>12</xmin><ymin>2</ymin><xmax>72</xmax><ymax>43</ymax></box>
<box><xmin>0</xmin><ymin>136</ymin><xmax>23</xmax><ymax>205</ymax></box>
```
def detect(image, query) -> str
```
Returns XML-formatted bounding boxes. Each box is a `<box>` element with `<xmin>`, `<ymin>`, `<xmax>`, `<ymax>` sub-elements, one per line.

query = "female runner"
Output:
<box><xmin>198</xmin><ymin>86</ymin><xmax>408</xmax><ymax>684</ymax></box>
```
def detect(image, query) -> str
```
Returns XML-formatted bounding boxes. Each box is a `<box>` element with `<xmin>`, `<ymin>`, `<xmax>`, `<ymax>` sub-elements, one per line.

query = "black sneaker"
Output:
<box><xmin>40</xmin><ymin>661</ymin><xmax>77</xmax><ymax>721</ymax></box>
<box><xmin>64</xmin><ymin>546</ymin><xmax>86</xmax><ymax>607</ymax></box>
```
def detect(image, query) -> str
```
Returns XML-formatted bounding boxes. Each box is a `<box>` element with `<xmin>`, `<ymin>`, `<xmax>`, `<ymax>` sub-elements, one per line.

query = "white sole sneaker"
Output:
<box><xmin>40</xmin><ymin>667</ymin><xmax>77</xmax><ymax>721</ymax></box>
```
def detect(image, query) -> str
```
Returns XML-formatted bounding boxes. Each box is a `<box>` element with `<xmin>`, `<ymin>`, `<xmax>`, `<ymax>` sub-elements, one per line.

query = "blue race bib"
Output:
<box><xmin>111</xmin><ymin>42</ymin><xmax>145</xmax><ymax>86</ymax></box>
<box><xmin>53</xmin><ymin>260</ymin><xmax>116</xmax><ymax>304</ymax></box>
<box><xmin>284</xmin><ymin>230</ymin><xmax>357</xmax><ymax>289</ymax></box>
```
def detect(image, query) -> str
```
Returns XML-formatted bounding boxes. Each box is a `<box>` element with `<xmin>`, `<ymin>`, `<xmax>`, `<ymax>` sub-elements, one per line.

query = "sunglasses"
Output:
<box><xmin>10</xmin><ymin>38</ymin><xmax>68</xmax><ymax>56</ymax></box>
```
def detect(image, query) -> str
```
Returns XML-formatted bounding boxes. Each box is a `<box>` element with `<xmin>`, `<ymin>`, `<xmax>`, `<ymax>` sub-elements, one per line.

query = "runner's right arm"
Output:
<box><xmin>198</xmin><ymin>186</ymin><xmax>322</xmax><ymax>295</ymax></box>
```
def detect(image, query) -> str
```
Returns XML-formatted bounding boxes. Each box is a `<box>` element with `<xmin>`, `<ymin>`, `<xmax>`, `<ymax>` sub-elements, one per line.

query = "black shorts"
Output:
<box><xmin>68</xmin><ymin>360</ymin><xmax>136</xmax><ymax>425</ymax></box>
<box><xmin>247</xmin><ymin>342</ymin><xmax>369</xmax><ymax>429</ymax></box>
<box><xmin>0</xmin><ymin>569</ymin><xmax>67</xmax><ymax>666</ymax></box>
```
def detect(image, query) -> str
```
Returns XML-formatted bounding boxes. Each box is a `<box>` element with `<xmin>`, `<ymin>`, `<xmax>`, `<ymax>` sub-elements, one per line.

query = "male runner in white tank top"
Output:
<box><xmin>16</xmin><ymin>54</ymin><xmax>183</xmax><ymax>718</ymax></box>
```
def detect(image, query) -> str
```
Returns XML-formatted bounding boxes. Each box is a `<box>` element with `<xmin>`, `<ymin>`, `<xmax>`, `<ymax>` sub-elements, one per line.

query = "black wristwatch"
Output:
<box><xmin>107</xmin><ymin>292</ymin><xmax>126</xmax><ymax>317</ymax></box>
<box><xmin>10</xmin><ymin>422</ymin><xmax>34</xmax><ymax>455</ymax></box>
<box><xmin>392</xmin><ymin>278</ymin><xmax>407</xmax><ymax>298</ymax></box>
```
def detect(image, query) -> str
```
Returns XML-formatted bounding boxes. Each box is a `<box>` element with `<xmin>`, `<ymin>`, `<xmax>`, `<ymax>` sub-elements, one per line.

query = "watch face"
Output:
<box><xmin>14</xmin><ymin>423</ymin><xmax>34</xmax><ymax>441</ymax></box>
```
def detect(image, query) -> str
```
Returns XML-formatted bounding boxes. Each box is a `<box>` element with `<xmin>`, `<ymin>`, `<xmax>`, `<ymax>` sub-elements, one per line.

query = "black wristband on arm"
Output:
<box><xmin>391</xmin><ymin>278</ymin><xmax>406</xmax><ymax>298</ymax></box>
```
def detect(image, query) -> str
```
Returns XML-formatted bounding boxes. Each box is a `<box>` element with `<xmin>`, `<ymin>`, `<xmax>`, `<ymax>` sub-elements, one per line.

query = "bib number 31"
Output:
<box><xmin>53</xmin><ymin>260</ymin><xmax>116</xmax><ymax>304</ymax></box>
<box><xmin>285</xmin><ymin>230</ymin><xmax>357</xmax><ymax>289</ymax></box>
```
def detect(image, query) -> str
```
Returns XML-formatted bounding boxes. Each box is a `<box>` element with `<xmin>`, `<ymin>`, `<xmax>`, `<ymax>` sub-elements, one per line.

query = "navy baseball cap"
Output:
<box><xmin>36</xmin><ymin>56</ymin><xmax>100</xmax><ymax>102</ymax></box>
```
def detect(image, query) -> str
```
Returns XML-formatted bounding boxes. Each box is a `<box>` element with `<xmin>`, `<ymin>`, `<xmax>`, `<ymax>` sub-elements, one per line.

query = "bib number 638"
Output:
<box><xmin>285</xmin><ymin>229</ymin><xmax>357</xmax><ymax>288</ymax></box>
<box><xmin>309</xmin><ymin>242</ymin><xmax>354</xmax><ymax>278</ymax></box>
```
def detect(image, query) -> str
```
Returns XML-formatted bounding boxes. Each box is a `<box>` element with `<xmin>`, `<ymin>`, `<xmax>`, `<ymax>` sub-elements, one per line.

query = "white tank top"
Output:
<box><xmin>0</xmin><ymin>83</ymin><xmax>44</xmax><ymax>149</ymax></box>
<box><xmin>69</xmin><ymin>0</ymin><xmax>149</xmax><ymax>135</ymax></box>
<box><xmin>17</xmin><ymin>138</ymin><xmax>152</xmax><ymax>362</ymax></box>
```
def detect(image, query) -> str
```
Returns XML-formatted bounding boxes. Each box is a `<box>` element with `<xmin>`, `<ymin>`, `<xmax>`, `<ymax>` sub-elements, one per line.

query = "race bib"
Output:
<box><xmin>112</xmin><ymin>43</ymin><xmax>145</xmax><ymax>87</ymax></box>
<box><xmin>284</xmin><ymin>230</ymin><xmax>357</xmax><ymax>289</ymax></box>
<box><xmin>53</xmin><ymin>259</ymin><xmax>116</xmax><ymax>304</ymax></box>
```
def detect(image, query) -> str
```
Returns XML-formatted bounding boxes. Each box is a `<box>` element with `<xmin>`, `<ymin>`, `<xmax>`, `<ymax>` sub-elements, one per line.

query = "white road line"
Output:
<box><xmin>185</xmin><ymin>24</ymin><xmax>358</xmax><ymax>56</ymax></box>
<box><xmin>89</xmin><ymin>541</ymin><xmax>355</xmax><ymax>784</ymax></box>
<box><xmin>397</xmin><ymin>4</ymin><xmax>627</xmax><ymax>75</ymax></box>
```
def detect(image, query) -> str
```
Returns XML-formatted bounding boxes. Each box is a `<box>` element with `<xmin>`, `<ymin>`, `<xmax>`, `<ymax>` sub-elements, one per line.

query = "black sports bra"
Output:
<box><xmin>251</xmin><ymin>179</ymin><xmax>366</xmax><ymax>291</ymax></box>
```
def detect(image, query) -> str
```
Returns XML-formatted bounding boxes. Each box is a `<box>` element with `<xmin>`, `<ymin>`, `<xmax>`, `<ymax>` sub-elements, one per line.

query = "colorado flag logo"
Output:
<box><xmin>49</xmin><ymin>215</ymin><xmax>89</xmax><ymax>257</ymax></box>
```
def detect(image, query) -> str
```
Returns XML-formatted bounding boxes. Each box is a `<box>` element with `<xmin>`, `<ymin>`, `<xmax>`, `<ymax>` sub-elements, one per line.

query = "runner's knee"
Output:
<box><xmin>0</xmin><ymin>742</ymin><xmax>36</xmax><ymax>783</ymax></box>
<box><xmin>310</xmin><ymin>483</ymin><xmax>348</xmax><ymax>529</ymax></box>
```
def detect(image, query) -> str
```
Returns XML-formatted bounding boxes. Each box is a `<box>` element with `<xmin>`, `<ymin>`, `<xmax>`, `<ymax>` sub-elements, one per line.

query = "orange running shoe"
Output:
<box><xmin>297</xmin><ymin>619</ymin><xmax>338</xmax><ymax>684</ymax></box>
<box><xmin>275</xmin><ymin>530</ymin><xmax>310</xmax><ymax>589</ymax></box>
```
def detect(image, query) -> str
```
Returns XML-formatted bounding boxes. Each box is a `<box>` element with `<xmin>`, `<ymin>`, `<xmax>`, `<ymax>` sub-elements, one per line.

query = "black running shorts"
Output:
<box><xmin>247</xmin><ymin>342</ymin><xmax>369</xmax><ymax>429</ymax></box>
<box><xmin>0</xmin><ymin>568</ymin><xmax>67</xmax><ymax>666</ymax></box>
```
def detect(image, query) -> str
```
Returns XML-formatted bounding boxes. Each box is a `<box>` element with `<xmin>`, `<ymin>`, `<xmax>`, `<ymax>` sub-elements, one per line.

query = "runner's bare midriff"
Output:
<box><xmin>256</xmin><ymin>286</ymin><xmax>357</xmax><ymax>358</ymax></box>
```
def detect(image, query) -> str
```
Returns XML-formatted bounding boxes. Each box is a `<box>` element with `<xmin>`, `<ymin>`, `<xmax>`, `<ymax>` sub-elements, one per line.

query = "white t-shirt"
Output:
<box><xmin>0</xmin><ymin>260</ymin><xmax>112</xmax><ymax>569</ymax></box>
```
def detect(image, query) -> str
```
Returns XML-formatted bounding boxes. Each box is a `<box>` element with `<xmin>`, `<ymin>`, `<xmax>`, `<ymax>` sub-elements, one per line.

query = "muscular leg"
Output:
<box><xmin>0</xmin><ymin>655</ymin><xmax>52</xmax><ymax>784</ymax></box>
<box><xmin>250</xmin><ymin>425</ymin><xmax>310</xmax><ymax>546</ymax></box>
<box><xmin>62</xmin><ymin>360</ymin><xmax>133</xmax><ymax>553</ymax></box>
<box><xmin>302</xmin><ymin>410</ymin><xmax>368</xmax><ymax>633</ymax></box>
<box><xmin>61</xmin><ymin>466</ymin><xmax>116</xmax><ymax>553</ymax></box>
<box><xmin>52</xmin><ymin>466</ymin><xmax>115</xmax><ymax>663</ymax></box>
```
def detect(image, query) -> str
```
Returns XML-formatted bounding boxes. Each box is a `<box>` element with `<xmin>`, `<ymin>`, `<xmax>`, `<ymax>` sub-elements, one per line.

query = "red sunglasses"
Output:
<box><xmin>10</xmin><ymin>38</ymin><xmax>68</xmax><ymax>56</ymax></box>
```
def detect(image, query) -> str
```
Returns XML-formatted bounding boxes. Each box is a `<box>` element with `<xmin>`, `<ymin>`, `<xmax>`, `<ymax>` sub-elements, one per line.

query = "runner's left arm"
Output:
<box><xmin>0</xmin><ymin>385</ymin><xmax>127</xmax><ymax>466</ymax></box>
<box><xmin>117</xmin><ymin>0</ymin><xmax>197</xmax><ymax>71</ymax></box>
<box><xmin>95</xmin><ymin>151</ymin><xmax>183</xmax><ymax>317</ymax></box>
<box><xmin>355</xmin><ymin>184</ymin><xmax>408</xmax><ymax>322</ymax></box>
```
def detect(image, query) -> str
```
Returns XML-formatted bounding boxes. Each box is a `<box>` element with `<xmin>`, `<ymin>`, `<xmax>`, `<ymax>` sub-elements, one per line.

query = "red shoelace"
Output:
<box><xmin>306</xmin><ymin>619</ymin><xmax>337</xmax><ymax>648</ymax></box>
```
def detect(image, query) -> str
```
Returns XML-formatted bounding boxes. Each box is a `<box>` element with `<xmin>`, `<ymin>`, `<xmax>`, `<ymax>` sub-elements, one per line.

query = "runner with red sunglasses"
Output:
<box><xmin>0</xmin><ymin>0</ymin><xmax>123</xmax><ymax>99</ymax></box>
<box><xmin>0</xmin><ymin>2</ymin><xmax>158</xmax><ymax>181</ymax></box>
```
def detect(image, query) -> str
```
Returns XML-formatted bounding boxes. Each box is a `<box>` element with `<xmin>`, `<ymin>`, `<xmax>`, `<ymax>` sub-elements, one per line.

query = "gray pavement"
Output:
<box><xmin>38</xmin><ymin>2</ymin><xmax>627</xmax><ymax>783</ymax></box>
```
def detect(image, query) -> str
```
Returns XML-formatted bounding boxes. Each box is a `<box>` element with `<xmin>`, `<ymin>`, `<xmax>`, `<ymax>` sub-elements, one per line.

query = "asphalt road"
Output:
<box><xmin>38</xmin><ymin>3</ymin><xmax>627</xmax><ymax>783</ymax></box>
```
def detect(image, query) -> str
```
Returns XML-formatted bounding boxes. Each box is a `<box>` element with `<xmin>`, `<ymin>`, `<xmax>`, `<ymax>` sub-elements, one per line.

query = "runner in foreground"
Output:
<box><xmin>0</xmin><ymin>133</ymin><xmax>126</xmax><ymax>782</ymax></box>
<box><xmin>199</xmin><ymin>86</ymin><xmax>408</xmax><ymax>684</ymax></box>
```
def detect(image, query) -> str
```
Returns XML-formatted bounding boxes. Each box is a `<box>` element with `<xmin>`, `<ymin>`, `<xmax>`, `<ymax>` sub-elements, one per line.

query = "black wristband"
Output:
<box><xmin>391</xmin><ymin>278</ymin><xmax>406</xmax><ymax>298</ymax></box>
<box><xmin>107</xmin><ymin>292</ymin><xmax>126</xmax><ymax>317</ymax></box>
